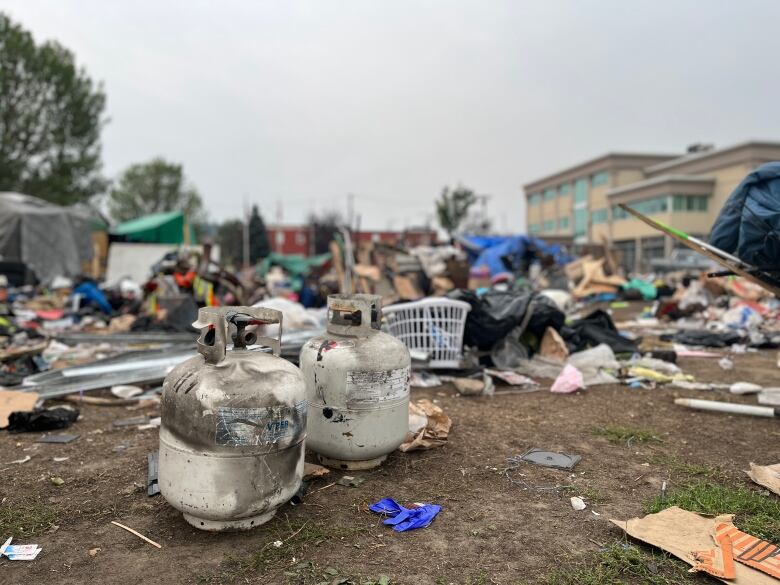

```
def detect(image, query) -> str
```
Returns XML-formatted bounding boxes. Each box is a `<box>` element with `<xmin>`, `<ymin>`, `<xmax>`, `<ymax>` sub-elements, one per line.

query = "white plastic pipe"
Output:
<box><xmin>675</xmin><ymin>398</ymin><xmax>778</xmax><ymax>418</ymax></box>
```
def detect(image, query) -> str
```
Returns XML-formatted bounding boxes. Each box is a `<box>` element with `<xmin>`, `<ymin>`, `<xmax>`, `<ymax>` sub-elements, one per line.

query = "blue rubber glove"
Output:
<box><xmin>369</xmin><ymin>498</ymin><xmax>441</xmax><ymax>532</ymax></box>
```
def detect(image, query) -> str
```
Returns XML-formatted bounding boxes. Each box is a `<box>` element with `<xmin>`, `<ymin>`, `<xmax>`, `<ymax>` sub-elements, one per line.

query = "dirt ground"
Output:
<box><xmin>2</xmin><ymin>324</ymin><xmax>780</xmax><ymax>585</ymax></box>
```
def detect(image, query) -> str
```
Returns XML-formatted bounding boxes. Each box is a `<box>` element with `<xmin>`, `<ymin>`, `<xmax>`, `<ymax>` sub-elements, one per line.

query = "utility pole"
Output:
<box><xmin>347</xmin><ymin>193</ymin><xmax>354</xmax><ymax>231</ymax></box>
<box><xmin>242</xmin><ymin>197</ymin><xmax>250</xmax><ymax>268</ymax></box>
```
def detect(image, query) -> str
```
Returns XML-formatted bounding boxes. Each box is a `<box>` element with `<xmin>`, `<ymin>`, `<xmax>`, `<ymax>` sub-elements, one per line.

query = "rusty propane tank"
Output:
<box><xmin>159</xmin><ymin>306</ymin><xmax>306</xmax><ymax>530</ymax></box>
<box><xmin>299</xmin><ymin>294</ymin><xmax>410</xmax><ymax>470</ymax></box>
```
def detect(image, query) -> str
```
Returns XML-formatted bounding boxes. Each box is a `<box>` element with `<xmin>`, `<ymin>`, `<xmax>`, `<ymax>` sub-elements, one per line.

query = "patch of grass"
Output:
<box><xmin>592</xmin><ymin>425</ymin><xmax>662</xmax><ymax>446</ymax></box>
<box><xmin>0</xmin><ymin>499</ymin><xmax>59</xmax><ymax>536</ymax></box>
<box><xmin>649</xmin><ymin>454</ymin><xmax>728</xmax><ymax>481</ymax></box>
<box><xmin>200</xmin><ymin>519</ymin><xmax>372</xmax><ymax>583</ymax></box>
<box><xmin>542</xmin><ymin>542</ymin><xmax>694</xmax><ymax>585</ymax></box>
<box><xmin>646</xmin><ymin>481</ymin><xmax>780</xmax><ymax>544</ymax></box>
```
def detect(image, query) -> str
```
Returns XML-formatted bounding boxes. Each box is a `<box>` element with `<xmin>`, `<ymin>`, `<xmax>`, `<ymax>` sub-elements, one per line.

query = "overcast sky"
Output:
<box><xmin>5</xmin><ymin>1</ymin><xmax>780</xmax><ymax>231</ymax></box>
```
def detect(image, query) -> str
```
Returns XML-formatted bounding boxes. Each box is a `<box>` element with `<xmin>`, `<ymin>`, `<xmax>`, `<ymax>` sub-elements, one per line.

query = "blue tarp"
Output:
<box><xmin>710</xmin><ymin>161</ymin><xmax>780</xmax><ymax>268</ymax></box>
<box><xmin>461</xmin><ymin>235</ymin><xmax>574</xmax><ymax>277</ymax></box>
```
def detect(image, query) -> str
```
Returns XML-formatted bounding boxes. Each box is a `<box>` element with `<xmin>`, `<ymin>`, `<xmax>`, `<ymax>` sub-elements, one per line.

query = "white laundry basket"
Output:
<box><xmin>382</xmin><ymin>298</ymin><xmax>471</xmax><ymax>368</ymax></box>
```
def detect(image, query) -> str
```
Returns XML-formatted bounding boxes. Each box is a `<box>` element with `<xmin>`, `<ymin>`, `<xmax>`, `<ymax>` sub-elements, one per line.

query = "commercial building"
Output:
<box><xmin>524</xmin><ymin>140</ymin><xmax>780</xmax><ymax>271</ymax></box>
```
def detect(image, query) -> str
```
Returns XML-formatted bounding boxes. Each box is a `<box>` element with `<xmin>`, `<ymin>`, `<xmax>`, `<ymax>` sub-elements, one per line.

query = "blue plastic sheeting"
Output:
<box><xmin>710</xmin><ymin>162</ymin><xmax>780</xmax><ymax>269</ymax></box>
<box><xmin>461</xmin><ymin>235</ymin><xmax>573</xmax><ymax>276</ymax></box>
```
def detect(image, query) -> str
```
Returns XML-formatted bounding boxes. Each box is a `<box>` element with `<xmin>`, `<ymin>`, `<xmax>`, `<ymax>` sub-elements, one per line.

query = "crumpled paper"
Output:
<box><xmin>399</xmin><ymin>399</ymin><xmax>451</xmax><ymax>452</ymax></box>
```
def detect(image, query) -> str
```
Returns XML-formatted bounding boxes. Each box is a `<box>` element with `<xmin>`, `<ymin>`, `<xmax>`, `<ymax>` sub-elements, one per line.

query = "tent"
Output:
<box><xmin>110</xmin><ymin>211</ymin><xmax>194</xmax><ymax>244</ymax></box>
<box><xmin>460</xmin><ymin>235</ymin><xmax>573</xmax><ymax>277</ymax></box>
<box><xmin>0</xmin><ymin>192</ymin><xmax>94</xmax><ymax>284</ymax></box>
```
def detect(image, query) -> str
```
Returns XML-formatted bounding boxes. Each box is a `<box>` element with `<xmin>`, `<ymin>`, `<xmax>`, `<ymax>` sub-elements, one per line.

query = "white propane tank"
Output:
<box><xmin>299</xmin><ymin>294</ymin><xmax>410</xmax><ymax>470</ymax></box>
<box><xmin>159</xmin><ymin>307</ymin><xmax>306</xmax><ymax>531</ymax></box>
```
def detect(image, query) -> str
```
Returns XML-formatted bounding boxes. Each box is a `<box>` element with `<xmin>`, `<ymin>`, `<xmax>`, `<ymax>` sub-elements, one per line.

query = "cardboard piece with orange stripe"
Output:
<box><xmin>611</xmin><ymin>506</ymin><xmax>778</xmax><ymax>584</ymax></box>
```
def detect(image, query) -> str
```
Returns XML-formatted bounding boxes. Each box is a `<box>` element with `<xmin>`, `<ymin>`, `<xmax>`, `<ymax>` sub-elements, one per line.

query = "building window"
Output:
<box><xmin>295</xmin><ymin>232</ymin><xmax>306</xmax><ymax>245</ymax></box>
<box><xmin>529</xmin><ymin>223</ymin><xmax>541</xmax><ymax>234</ymax></box>
<box><xmin>543</xmin><ymin>219</ymin><xmax>555</xmax><ymax>232</ymax></box>
<box><xmin>673</xmin><ymin>195</ymin><xmax>708</xmax><ymax>212</ymax></box>
<box><xmin>558</xmin><ymin>183</ymin><xmax>571</xmax><ymax>196</ymax></box>
<box><xmin>612</xmin><ymin>205</ymin><xmax>629</xmax><ymax>221</ymax></box>
<box><xmin>529</xmin><ymin>193</ymin><xmax>542</xmax><ymax>206</ymax></box>
<box><xmin>621</xmin><ymin>196</ymin><xmax>668</xmax><ymax>216</ymax></box>
<box><xmin>591</xmin><ymin>208</ymin><xmax>608</xmax><ymax>224</ymax></box>
<box><xmin>543</xmin><ymin>188</ymin><xmax>556</xmax><ymax>202</ymax></box>
<box><xmin>591</xmin><ymin>171</ymin><xmax>609</xmax><ymax>187</ymax></box>
<box><xmin>574</xmin><ymin>209</ymin><xmax>588</xmax><ymax>236</ymax></box>
<box><xmin>574</xmin><ymin>178</ymin><xmax>588</xmax><ymax>205</ymax></box>
<box><xmin>559</xmin><ymin>216</ymin><xmax>569</xmax><ymax>230</ymax></box>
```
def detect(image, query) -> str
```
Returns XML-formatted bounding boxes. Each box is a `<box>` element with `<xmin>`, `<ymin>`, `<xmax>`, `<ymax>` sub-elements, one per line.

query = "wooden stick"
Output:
<box><xmin>111</xmin><ymin>521</ymin><xmax>162</xmax><ymax>548</ymax></box>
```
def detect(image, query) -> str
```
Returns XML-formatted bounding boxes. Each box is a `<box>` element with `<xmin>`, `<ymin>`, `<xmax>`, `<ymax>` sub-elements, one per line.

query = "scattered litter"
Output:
<box><xmin>0</xmin><ymin>537</ymin><xmax>42</xmax><ymax>561</ymax></box>
<box><xmin>538</xmin><ymin>327</ymin><xmax>568</xmax><ymax>362</ymax></box>
<box><xmin>36</xmin><ymin>433</ymin><xmax>79</xmax><ymax>444</ymax></box>
<box><xmin>611</xmin><ymin>507</ymin><xmax>775</xmax><ymax>584</ymax></box>
<box><xmin>718</xmin><ymin>357</ymin><xmax>734</xmax><ymax>371</ymax></box>
<box><xmin>519</xmin><ymin>448</ymin><xmax>581</xmax><ymax>471</ymax></box>
<box><xmin>272</xmin><ymin>540</ymin><xmax>283</xmax><ymax>548</ymax></box>
<box><xmin>570</xmin><ymin>496</ymin><xmax>586</xmax><ymax>511</ymax></box>
<box><xmin>147</xmin><ymin>452</ymin><xmax>159</xmax><ymax>496</ymax></box>
<box><xmin>729</xmin><ymin>382</ymin><xmax>762</xmax><ymax>395</ymax></box>
<box><xmin>550</xmin><ymin>364</ymin><xmax>584</xmax><ymax>394</ymax></box>
<box><xmin>112</xmin><ymin>416</ymin><xmax>149</xmax><ymax>427</ymax></box>
<box><xmin>746</xmin><ymin>462</ymin><xmax>780</xmax><ymax>496</ymax></box>
<box><xmin>757</xmin><ymin>388</ymin><xmax>780</xmax><ymax>406</ymax></box>
<box><xmin>8</xmin><ymin>455</ymin><xmax>31</xmax><ymax>464</ymax></box>
<box><xmin>675</xmin><ymin>398</ymin><xmax>778</xmax><ymax>418</ymax></box>
<box><xmin>484</xmin><ymin>369</ymin><xmax>538</xmax><ymax>387</ymax></box>
<box><xmin>303</xmin><ymin>462</ymin><xmax>331</xmax><ymax>481</ymax></box>
<box><xmin>409</xmin><ymin>371</ymin><xmax>442</xmax><ymax>388</ymax></box>
<box><xmin>7</xmin><ymin>406</ymin><xmax>79</xmax><ymax>433</ymax></box>
<box><xmin>451</xmin><ymin>377</ymin><xmax>484</xmax><ymax>396</ymax></box>
<box><xmin>53</xmin><ymin>457</ymin><xmax>69</xmax><ymax>462</ymax></box>
<box><xmin>88</xmin><ymin>547</ymin><xmax>100</xmax><ymax>557</ymax></box>
<box><xmin>137</xmin><ymin>416</ymin><xmax>161</xmax><ymax>430</ymax></box>
<box><xmin>50</xmin><ymin>476</ymin><xmax>65</xmax><ymax>486</ymax></box>
<box><xmin>110</xmin><ymin>385</ymin><xmax>143</xmax><ymax>399</ymax></box>
<box><xmin>0</xmin><ymin>390</ymin><xmax>39</xmax><ymax>428</ymax></box>
<box><xmin>673</xmin><ymin>344</ymin><xmax>720</xmax><ymax>358</ymax></box>
<box><xmin>369</xmin><ymin>498</ymin><xmax>441</xmax><ymax>532</ymax></box>
<box><xmin>399</xmin><ymin>399</ymin><xmax>451</xmax><ymax>452</ymax></box>
<box><xmin>336</xmin><ymin>475</ymin><xmax>365</xmax><ymax>488</ymax></box>
<box><xmin>110</xmin><ymin>520</ymin><xmax>162</xmax><ymax>549</ymax></box>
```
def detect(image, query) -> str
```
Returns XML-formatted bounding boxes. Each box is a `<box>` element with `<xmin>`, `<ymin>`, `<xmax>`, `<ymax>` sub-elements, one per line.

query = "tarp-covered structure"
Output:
<box><xmin>710</xmin><ymin>161</ymin><xmax>780</xmax><ymax>270</ymax></box>
<box><xmin>110</xmin><ymin>211</ymin><xmax>194</xmax><ymax>244</ymax></box>
<box><xmin>257</xmin><ymin>252</ymin><xmax>331</xmax><ymax>278</ymax></box>
<box><xmin>460</xmin><ymin>235</ymin><xmax>573</xmax><ymax>277</ymax></box>
<box><xmin>0</xmin><ymin>192</ymin><xmax>94</xmax><ymax>283</ymax></box>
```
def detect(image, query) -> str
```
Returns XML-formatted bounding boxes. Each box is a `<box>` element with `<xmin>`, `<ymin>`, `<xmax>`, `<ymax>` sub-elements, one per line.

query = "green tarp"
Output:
<box><xmin>257</xmin><ymin>252</ymin><xmax>331</xmax><ymax>277</ymax></box>
<box><xmin>110</xmin><ymin>211</ymin><xmax>194</xmax><ymax>244</ymax></box>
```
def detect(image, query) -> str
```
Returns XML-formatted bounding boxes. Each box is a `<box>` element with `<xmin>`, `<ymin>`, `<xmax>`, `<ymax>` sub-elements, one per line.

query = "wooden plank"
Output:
<box><xmin>618</xmin><ymin>204</ymin><xmax>780</xmax><ymax>298</ymax></box>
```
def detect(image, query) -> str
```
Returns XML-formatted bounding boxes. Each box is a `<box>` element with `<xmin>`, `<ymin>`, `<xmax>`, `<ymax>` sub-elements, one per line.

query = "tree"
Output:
<box><xmin>307</xmin><ymin>211</ymin><xmax>343</xmax><ymax>255</ymax></box>
<box><xmin>108</xmin><ymin>157</ymin><xmax>203</xmax><ymax>222</ymax></box>
<box><xmin>0</xmin><ymin>13</ymin><xmax>107</xmax><ymax>204</ymax></box>
<box><xmin>248</xmin><ymin>205</ymin><xmax>271</xmax><ymax>263</ymax></box>
<box><xmin>436</xmin><ymin>184</ymin><xmax>477</xmax><ymax>238</ymax></box>
<box><xmin>216</xmin><ymin>219</ymin><xmax>244</xmax><ymax>268</ymax></box>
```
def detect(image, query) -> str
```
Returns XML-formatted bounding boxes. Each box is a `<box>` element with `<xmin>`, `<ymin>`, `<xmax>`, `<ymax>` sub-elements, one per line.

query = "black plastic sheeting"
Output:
<box><xmin>6</xmin><ymin>407</ymin><xmax>80</xmax><ymax>433</ymax></box>
<box><xmin>561</xmin><ymin>309</ymin><xmax>639</xmax><ymax>355</ymax></box>
<box><xmin>670</xmin><ymin>329</ymin><xmax>744</xmax><ymax>348</ymax></box>
<box><xmin>447</xmin><ymin>289</ymin><xmax>564</xmax><ymax>351</ymax></box>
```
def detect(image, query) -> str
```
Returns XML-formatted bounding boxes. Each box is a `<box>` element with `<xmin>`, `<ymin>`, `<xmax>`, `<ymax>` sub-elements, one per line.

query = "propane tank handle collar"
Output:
<box><xmin>193</xmin><ymin>306</ymin><xmax>283</xmax><ymax>363</ymax></box>
<box><xmin>326</xmin><ymin>294</ymin><xmax>381</xmax><ymax>337</ymax></box>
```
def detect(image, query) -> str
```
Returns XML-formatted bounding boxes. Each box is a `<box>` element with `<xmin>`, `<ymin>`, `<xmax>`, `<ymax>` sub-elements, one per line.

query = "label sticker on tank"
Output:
<box><xmin>215</xmin><ymin>401</ymin><xmax>307</xmax><ymax>446</ymax></box>
<box><xmin>345</xmin><ymin>367</ymin><xmax>410</xmax><ymax>408</ymax></box>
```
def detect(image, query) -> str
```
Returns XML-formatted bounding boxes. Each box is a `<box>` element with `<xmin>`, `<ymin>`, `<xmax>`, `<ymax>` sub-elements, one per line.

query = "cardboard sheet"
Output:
<box><xmin>747</xmin><ymin>462</ymin><xmax>780</xmax><ymax>497</ymax></box>
<box><xmin>611</xmin><ymin>506</ymin><xmax>776</xmax><ymax>585</ymax></box>
<box><xmin>0</xmin><ymin>390</ymin><xmax>39</xmax><ymax>428</ymax></box>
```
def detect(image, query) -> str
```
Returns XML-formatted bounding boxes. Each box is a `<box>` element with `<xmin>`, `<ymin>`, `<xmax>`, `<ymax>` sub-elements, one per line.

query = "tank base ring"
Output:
<box><xmin>316</xmin><ymin>453</ymin><xmax>388</xmax><ymax>470</ymax></box>
<box><xmin>182</xmin><ymin>509</ymin><xmax>276</xmax><ymax>531</ymax></box>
